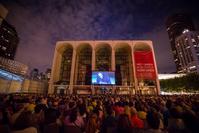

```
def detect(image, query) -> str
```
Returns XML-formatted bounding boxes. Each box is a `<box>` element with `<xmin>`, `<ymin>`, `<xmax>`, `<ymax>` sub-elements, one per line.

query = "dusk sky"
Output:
<box><xmin>1</xmin><ymin>0</ymin><xmax>199</xmax><ymax>73</ymax></box>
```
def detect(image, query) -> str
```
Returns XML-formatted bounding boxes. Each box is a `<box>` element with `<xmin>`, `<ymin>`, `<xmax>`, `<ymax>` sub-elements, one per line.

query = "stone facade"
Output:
<box><xmin>49</xmin><ymin>40</ymin><xmax>160</xmax><ymax>95</ymax></box>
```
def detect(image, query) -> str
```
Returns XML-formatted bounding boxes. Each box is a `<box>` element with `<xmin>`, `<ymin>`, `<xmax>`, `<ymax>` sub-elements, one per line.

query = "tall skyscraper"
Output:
<box><xmin>175</xmin><ymin>31</ymin><xmax>199</xmax><ymax>73</ymax></box>
<box><xmin>0</xmin><ymin>4</ymin><xmax>19</xmax><ymax>60</ymax></box>
<box><xmin>166</xmin><ymin>13</ymin><xmax>195</xmax><ymax>72</ymax></box>
<box><xmin>0</xmin><ymin>20</ymin><xmax>19</xmax><ymax>59</ymax></box>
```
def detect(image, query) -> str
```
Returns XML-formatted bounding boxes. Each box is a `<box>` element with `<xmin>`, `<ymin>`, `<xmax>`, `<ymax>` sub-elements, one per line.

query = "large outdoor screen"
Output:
<box><xmin>92</xmin><ymin>71</ymin><xmax>115</xmax><ymax>85</ymax></box>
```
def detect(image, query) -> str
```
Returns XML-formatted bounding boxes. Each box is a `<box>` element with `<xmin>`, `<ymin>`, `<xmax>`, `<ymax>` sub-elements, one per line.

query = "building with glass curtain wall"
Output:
<box><xmin>175</xmin><ymin>30</ymin><xmax>199</xmax><ymax>73</ymax></box>
<box><xmin>166</xmin><ymin>13</ymin><xmax>195</xmax><ymax>72</ymax></box>
<box><xmin>49</xmin><ymin>40</ymin><xmax>160</xmax><ymax>95</ymax></box>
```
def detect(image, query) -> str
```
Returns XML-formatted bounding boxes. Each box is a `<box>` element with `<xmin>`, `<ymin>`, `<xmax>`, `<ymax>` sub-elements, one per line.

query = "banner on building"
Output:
<box><xmin>134</xmin><ymin>51</ymin><xmax>156</xmax><ymax>79</ymax></box>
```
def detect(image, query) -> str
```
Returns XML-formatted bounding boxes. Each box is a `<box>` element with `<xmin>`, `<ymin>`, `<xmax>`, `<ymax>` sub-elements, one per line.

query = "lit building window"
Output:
<box><xmin>182</xmin><ymin>29</ymin><xmax>189</xmax><ymax>34</ymax></box>
<box><xmin>191</xmin><ymin>38</ymin><xmax>196</xmax><ymax>42</ymax></box>
<box><xmin>115</xmin><ymin>47</ymin><xmax>132</xmax><ymax>86</ymax></box>
<box><xmin>60</xmin><ymin>47</ymin><xmax>73</xmax><ymax>84</ymax></box>
<box><xmin>189</xmin><ymin>65</ymin><xmax>196</xmax><ymax>70</ymax></box>
<box><xmin>76</xmin><ymin>46</ymin><xmax>92</xmax><ymax>85</ymax></box>
<box><xmin>2</xmin><ymin>46</ymin><xmax>7</xmax><ymax>50</ymax></box>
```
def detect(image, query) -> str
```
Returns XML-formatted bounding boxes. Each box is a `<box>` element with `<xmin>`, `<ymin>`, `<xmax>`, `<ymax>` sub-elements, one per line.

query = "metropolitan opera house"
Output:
<box><xmin>49</xmin><ymin>40</ymin><xmax>160</xmax><ymax>95</ymax></box>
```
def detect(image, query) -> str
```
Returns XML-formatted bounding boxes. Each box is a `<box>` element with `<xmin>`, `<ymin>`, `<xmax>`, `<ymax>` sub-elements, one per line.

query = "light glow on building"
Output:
<box><xmin>49</xmin><ymin>40</ymin><xmax>160</xmax><ymax>95</ymax></box>
<box><xmin>158</xmin><ymin>73</ymin><xmax>185</xmax><ymax>80</ymax></box>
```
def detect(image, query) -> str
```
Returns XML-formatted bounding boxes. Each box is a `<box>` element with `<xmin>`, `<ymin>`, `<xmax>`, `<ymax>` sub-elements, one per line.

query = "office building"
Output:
<box><xmin>0</xmin><ymin>56</ymin><xmax>28</xmax><ymax>93</ymax></box>
<box><xmin>166</xmin><ymin>13</ymin><xmax>195</xmax><ymax>72</ymax></box>
<box><xmin>0</xmin><ymin>20</ymin><xmax>19</xmax><ymax>59</ymax></box>
<box><xmin>175</xmin><ymin>30</ymin><xmax>199</xmax><ymax>73</ymax></box>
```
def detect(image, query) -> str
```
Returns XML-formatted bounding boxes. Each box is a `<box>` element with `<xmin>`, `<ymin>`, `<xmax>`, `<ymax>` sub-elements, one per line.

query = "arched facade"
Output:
<box><xmin>75</xmin><ymin>44</ymin><xmax>92</xmax><ymax>85</ymax></box>
<box><xmin>115</xmin><ymin>43</ymin><xmax>132</xmax><ymax>86</ymax></box>
<box><xmin>133</xmin><ymin>42</ymin><xmax>159</xmax><ymax>94</ymax></box>
<box><xmin>60</xmin><ymin>46</ymin><xmax>73</xmax><ymax>84</ymax></box>
<box><xmin>49</xmin><ymin>40</ymin><xmax>160</xmax><ymax>95</ymax></box>
<box><xmin>95</xmin><ymin>44</ymin><xmax>112</xmax><ymax>71</ymax></box>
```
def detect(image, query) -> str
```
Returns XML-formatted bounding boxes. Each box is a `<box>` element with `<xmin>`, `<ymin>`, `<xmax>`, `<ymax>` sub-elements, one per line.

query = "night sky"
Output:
<box><xmin>1</xmin><ymin>0</ymin><xmax>199</xmax><ymax>73</ymax></box>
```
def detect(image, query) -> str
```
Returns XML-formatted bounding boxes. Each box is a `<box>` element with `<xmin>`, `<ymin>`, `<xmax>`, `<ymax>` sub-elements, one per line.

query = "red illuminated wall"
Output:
<box><xmin>134</xmin><ymin>51</ymin><xmax>156</xmax><ymax>80</ymax></box>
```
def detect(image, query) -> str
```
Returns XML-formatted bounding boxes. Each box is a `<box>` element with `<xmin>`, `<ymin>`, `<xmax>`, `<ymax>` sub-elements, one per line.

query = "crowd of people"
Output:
<box><xmin>0</xmin><ymin>94</ymin><xmax>199</xmax><ymax>133</ymax></box>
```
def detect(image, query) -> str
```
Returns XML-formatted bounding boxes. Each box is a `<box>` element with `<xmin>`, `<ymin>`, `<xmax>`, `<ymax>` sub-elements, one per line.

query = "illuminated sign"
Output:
<box><xmin>134</xmin><ymin>51</ymin><xmax>156</xmax><ymax>79</ymax></box>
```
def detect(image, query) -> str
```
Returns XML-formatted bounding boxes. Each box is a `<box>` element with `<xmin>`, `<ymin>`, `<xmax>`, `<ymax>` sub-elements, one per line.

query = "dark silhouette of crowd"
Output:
<box><xmin>0</xmin><ymin>94</ymin><xmax>199</xmax><ymax>133</ymax></box>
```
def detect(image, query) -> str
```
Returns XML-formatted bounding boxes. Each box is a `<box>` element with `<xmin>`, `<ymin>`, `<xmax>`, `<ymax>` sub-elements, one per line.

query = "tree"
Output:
<box><xmin>160</xmin><ymin>73</ymin><xmax>199</xmax><ymax>92</ymax></box>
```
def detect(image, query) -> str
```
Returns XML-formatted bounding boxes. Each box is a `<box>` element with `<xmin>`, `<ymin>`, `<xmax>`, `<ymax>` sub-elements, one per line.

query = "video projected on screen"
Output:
<box><xmin>92</xmin><ymin>71</ymin><xmax>115</xmax><ymax>85</ymax></box>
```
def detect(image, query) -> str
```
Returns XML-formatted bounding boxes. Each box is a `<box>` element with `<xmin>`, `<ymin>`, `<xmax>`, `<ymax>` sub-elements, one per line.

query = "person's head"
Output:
<box><xmin>106</xmin><ymin>107</ymin><xmax>114</xmax><ymax>116</ymax></box>
<box><xmin>34</xmin><ymin>104</ymin><xmax>47</xmax><ymax>114</ymax></box>
<box><xmin>166</xmin><ymin>99</ymin><xmax>173</xmax><ymax>109</ymax></box>
<box><xmin>183</xmin><ymin>110</ymin><xmax>199</xmax><ymax>133</ymax></box>
<box><xmin>13</xmin><ymin>111</ymin><xmax>34</xmax><ymax>130</ymax></box>
<box><xmin>69</xmin><ymin>101</ymin><xmax>75</xmax><ymax>109</ymax></box>
<box><xmin>78</xmin><ymin>103</ymin><xmax>86</xmax><ymax>116</ymax></box>
<box><xmin>85</xmin><ymin>113</ymin><xmax>98</xmax><ymax>133</ymax></box>
<box><xmin>124</xmin><ymin>106</ymin><xmax>131</xmax><ymax>117</ymax></box>
<box><xmin>52</xmin><ymin>101</ymin><xmax>59</xmax><ymax>109</ymax></box>
<box><xmin>117</xmin><ymin>114</ymin><xmax>131</xmax><ymax>129</ymax></box>
<box><xmin>170</xmin><ymin>106</ymin><xmax>182</xmax><ymax>119</ymax></box>
<box><xmin>44</xmin><ymin>108</ymin><xmax>58</xmax><ymax>124</ymax></box>
<box><xmin>146</xmin><ymin>111</ymin><xmax>160</xmax><ymax>129</ymax></box>
<box><xmin>41</xmin><ymin>98</ymin><xmax>47</xmax><ymax>105</ymax></box>
<box><xmin>130</xmin><ymin>107</ymin><xmax>137</xmax><ymax>116</ymax></box>
<box><xmin>69</xmin><ymin>108</ymin><xmax>78</xmax><ymax>123</ymax></box>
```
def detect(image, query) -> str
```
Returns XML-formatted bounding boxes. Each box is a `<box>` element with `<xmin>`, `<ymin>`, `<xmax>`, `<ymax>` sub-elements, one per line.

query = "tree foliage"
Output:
<box><xmin>160</xmin><ymin>73</ymin><xmax>199</xmax><ymax>92</ymax></box>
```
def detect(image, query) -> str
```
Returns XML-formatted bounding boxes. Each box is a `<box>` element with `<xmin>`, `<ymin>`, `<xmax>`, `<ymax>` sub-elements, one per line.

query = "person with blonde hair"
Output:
<box><xmin>124</xmin><ymin>105</ymin><xmax>131</xmax><ymax>118</ymax></box>
<box><xmin>85</xmin><ymin>113</ymin><xmax>99</xmax><ymax>133</ymax></box>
